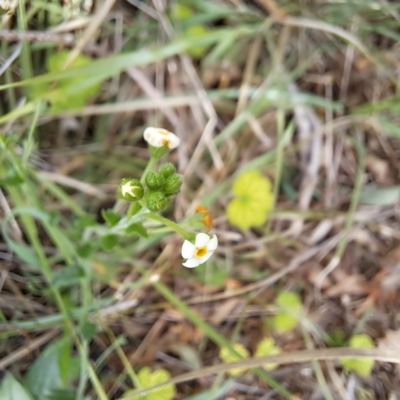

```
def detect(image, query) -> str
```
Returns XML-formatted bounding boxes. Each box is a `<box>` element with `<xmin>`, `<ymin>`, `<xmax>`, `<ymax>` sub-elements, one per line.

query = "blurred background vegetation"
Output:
<box><xmin>1</xmin><ymin>0</ymin><xmax>400</xmax><ymax>399</ymax></box>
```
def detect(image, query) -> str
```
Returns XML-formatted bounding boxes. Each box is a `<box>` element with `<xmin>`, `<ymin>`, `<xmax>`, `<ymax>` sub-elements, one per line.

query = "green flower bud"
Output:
<box><xmin>159</xmin><ymin>163</ymin><xmax>176</xmax><ymax>178</ymax></box>
<box><xmin>145</xmin><ymin>190</ymin><xmax>168</xmax><ymax>212</ymax></box>
<box><xmin>164</xmin><ymin>173</ymin><xmax>183</xmax><ymax>194</ymax></box>
<box><xmin>145</xmin><ymin>171</ymin><xmax>165</xmax><ymax>190</ymax></box>
<box><xmin>119</xmin><ymin>178</ymin><xmax>144</xmax><ymax>201</ymax></box>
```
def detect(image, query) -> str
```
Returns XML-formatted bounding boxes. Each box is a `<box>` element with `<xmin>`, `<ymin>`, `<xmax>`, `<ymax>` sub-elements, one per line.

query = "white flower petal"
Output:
<box><xmin>195</xmin><ymin>232</ymin><xmax>210</xmax><ymax>247</ymax></box>
<box><xmin>167</xmin><ymin>134</ymin><xmax>180</xmax><ymax>149</ymax></box>
<box><xmin>198</xmin><ymin>250</ymin><xmax>214</xmax><ymax>264</ymax></box>
<box><xmin>183</xmin><ymin>258</ymin><xmax>201</xmax><ymax>268</ymax></box>
<box><xmin>207</xmin><ymin>234</ymin><xmax>218</xmax><ymax>251</ymax></box>
<box><xmin>181</xmin><ymin>240</ymin><xmax>195</xmax><ymax>258</ymax></box>
<box><xmin>143</xmin><ymin>127</ymin><xmax>180</xmax><ymax>149</ymax></box>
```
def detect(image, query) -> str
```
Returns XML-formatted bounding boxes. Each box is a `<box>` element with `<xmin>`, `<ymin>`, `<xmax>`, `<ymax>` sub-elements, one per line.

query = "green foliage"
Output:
<box><xmin>100</xmin><ymin>234</ymin><xmax>119</xmax><ymax>251</ymax></box>
<box><xmin>170</xmin><ymin>3</ymin><xmax>212</xmax><ymax>58</ymax></box>
<box><xmin>123</xmin><ymin>367</ymin><xmax>176</xmax><ymax>400</ymax></box>
<box><xmin>219</xmin><ymin>343</ymin><xmax>249</xmax><ymax>376</ymax></box>
<box><xmin>273</xmin><ymin>291</ymin><xmax>302</xmax><ymax>333</ymax></box>
<box><xmin>254</xmin><ymin>337</ymin><xmax>281</xmax><ymax>371</ymax></box>
<box><xmin>101</xmin><ymin>210</ymin><xmax>122</xmax><ymax>227</ymax></box>
<box><xmin>51</xmin><ymin>266</ymin><xmax>85</xmax><ymax>289</ymax></box>
<box><xmin>0</xmin><ymin>374</ymin><xmax>34</xmax><ymax>400</ymax></box>
<box><xmin>32</xmin><ymin>51</ymin><xmax>101</xmax><ymax>112</ymax></box>
<box><xmin>227</xmin><ymin>170</ymin><xmax>274</xmax><ymax>230</ymax></box>
<box><xmin>24</xmin><ymin>339</ymin><xmax>68</xmax><ymax>400</ymax></box>
<box><xmin>125</xmin><ymin>222</ymin><xmax>149</xmax><ymax>238</ymax></box>
<box><xmin>341</xmin><ymin>334</ymin><xmax>375</xmax><ymax>377</ymax></box>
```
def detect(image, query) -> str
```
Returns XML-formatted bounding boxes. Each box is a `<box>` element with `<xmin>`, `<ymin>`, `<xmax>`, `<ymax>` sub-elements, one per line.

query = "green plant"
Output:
<box><xmin>227</xmin><ymin>170</ymin><xmax>274</xmax><ymax>230</ymax></box>
<box><xmin>341</xmin><ymin>334</ymin><xmax>375</xmax><ymax>377</ymax></box>
<box><xmin>122</xmin><ymin>367</ymin><xmax>176</xmax><ymax>400</ymax></box>
<box><xmin>273</xmin><ymin>291</ymin><xmax>302</xmax><ymax>333</ymax></box>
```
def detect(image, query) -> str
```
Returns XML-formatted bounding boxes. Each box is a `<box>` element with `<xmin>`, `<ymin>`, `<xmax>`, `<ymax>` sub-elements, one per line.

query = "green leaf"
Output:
<box><xmin>227</xmin><ymin>170</ymin><xmax>274</xmax><ymax>230</ymax></box>
<box><xmin>219</xmin><ymin>343</ymin><xmax>249</xmax><ymax>377</ymax></box>
<box><xmin>74</xmin><ymin>215</ymin><xmax>97</xmax><ymax>229</ymax></box>
<box><xmin>24</xmin><ymin>339</ymin><xmax>66</xmax><ymax>399</ymax></box>
<box><xmin>79</xmin><ymin>321</ymin><xmax>98</xmax><ymax>341</ymax></box>
<box><xmin>341</xmin><ymin>334</ymin><xmax>375</xmax><ymax>377</ymax></box>
<box><xmin>101</xmin><ymin>209</ymin><xmax>122</xmax><ymax>227</ymax></box>
<box><xmin>76</xmin><ymin>242</ymin><xmax>94</xmax><ymax>258</ymax></box>
<box><xmin>0</xmin><ymin>374</ymin><xmax>34</xmax><ymax>400</ymax></box>
<box><xmin>273</xmin><ymin>313</ymin><xmax>299</xmax><ymax>333</ymax></box>
<box><xmin>276</xmin><ymin>292</ymin><xmax>302</xmax><ymax>311</ymax></box>
<box><xmin>274</xmin><ymin>292</ymin><xmax>302</xmax><ymax>333</ymax></box>
<box><xmin>185</xmin><ymin>25</ymin><xmax>211</xmax><ymax>58</ymax></box>
<box><xmin>360</xmin><ymin>185</ymin><xmax>400</xmax><ymax>206</ymax></box>
<box><xmin>123</xmin><ymin>367</ymin><xmax>176</xmax><ymax>400</ymax></box>
<box><xmin>100</xmin><ymin>234</ymin><xmax>119</xmax><ymax>250</ymax></box>
<box><xmin>124</xmin><ymin>222</ymin><xmax>148</xmax><ymax>238</ymax></box>
<box><xmin>32</xmin><ymin>51</ymin><xmax>101</xmax><ymax>112</ymax></box>
<box><xmin>51</xmin><ymin>266</ymin><xmax>84</xmax><ymax>288</ymax></box>
<box><xmin>254</xmin><ymin>338</ymin><xmax>281</xmax><ymax>371</ymax></box>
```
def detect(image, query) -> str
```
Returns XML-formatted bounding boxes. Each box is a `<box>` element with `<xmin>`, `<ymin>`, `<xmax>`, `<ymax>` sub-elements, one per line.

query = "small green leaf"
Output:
<box><xmin>74</xmin><ymin>215</ymin><xmax>97</xmax><ymax>229</ymax></box>
<box><xmin>274</xmin><ymin>292</ymin><xmax>302</xmax><ymax>332</ymax></box>
<box><xmin>360</xmin><ymin>185</ymin><xmax>400</xmax><ymax>206</ymax></box>
<box><xmin>100</xmin><ymin>234</ymin><xmax>119</xmax><ymax>250</ymax></box>
<box><xmin>276</xmin><ymin>292</ymin><xmax>302</xmax><ymax>311</ymax></box>
<box><xmin>227</xmin><ymin>170</ymin><xmax>274</xmax><ymax>230</ymax></box>
<box><xmin>341</xmin><ymin>334</ymin><xmax>375</xmax><ymax>377</ymax></box>
<box><xmin>24</xmin><ymin>340</ymin><xmax>66</xmax><ymax>399</ymax></box>
<box><xmin>0</xmin><ymin>374</ymin><xmax>34</xmax><ymax>400</ymax></box>
<box><xmin>219</xmin><ymin>343</ymin><xmax>249</xmax><ymax>377</ymax></box>
<box><xmin>125</xmin><ymin>222</ymin><xmax>148</xmax><ymax>238</ymax></box>
<box><xmin>32</xmin><ymin>51</ymin><xmax>101</xmax><ymax>112</ymax></box>
<box><xmin>101</xmin><ymin>209</ymin><xmax>122</xmax><ymax>227</ymax></box>
<box><xmin>79</xmin><ymin>321</ymin><xmax>98</xmax><ymax>341</ymax></box>
<box><xmin>76</xmin><ymin>242</ymin><xmax>94</xmax><ymax>258</ymax></box>
<box><xmin>51</xmin><ymin>266</ymin><xmax>84</xmax><ymax>288</ymax></box>
<box><xmin>254</xmin><ymin>338</ymin><xmax>281</xmax><ymax>371</ymax></box>
<box><xmin>123</xmin><ymin>367</ymin><xmax>176</xmax><ymax>400</ymax></box>
<box><xmin>274</xmin><ymin>313</ymin><xmax>298</xmax><ymax>333</ymax></box>
<box><xmin>185</xmin><ymin>25</ymin><xmax>211</xmax><ymax>58</ymax></box>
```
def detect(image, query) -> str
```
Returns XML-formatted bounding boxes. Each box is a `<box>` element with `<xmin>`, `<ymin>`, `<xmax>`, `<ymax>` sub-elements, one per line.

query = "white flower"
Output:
<box><xmin>143</xmin><ymin>127</ymin><xmax>180</xmax><ymax>150</ymax></box>
<box><xmin>181</xmin><ymin>233</ymin><xmax>218</xmax><ymax>268</ymax></box>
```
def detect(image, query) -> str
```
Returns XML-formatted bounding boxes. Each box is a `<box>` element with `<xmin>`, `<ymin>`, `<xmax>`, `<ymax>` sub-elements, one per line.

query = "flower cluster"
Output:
<box><xmin>118</xmin><ymin>163</ymin><xmax>183</xmax><ymax>212</ymax></box>
<box><xmin>118</xmin><ymin>126</ymin><xmax>218</xmax><ymax>268</ymax></box>
<box><xmin>144</xmin><ymin>164</ymin><xmax>183</xmax><ymax>212</ymax></box>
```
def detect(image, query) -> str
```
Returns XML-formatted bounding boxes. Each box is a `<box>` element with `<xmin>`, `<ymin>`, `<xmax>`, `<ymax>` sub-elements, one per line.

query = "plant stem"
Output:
<box><xmin>145</xmin><ymin>212</ymin><xmax>193</xmax><ymax>241</ymax></box>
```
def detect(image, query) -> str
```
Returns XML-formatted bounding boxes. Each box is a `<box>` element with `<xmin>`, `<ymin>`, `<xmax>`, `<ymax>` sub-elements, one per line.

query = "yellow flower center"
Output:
<box><xmin>195</xmin><ymin>246</ymin><xmax>208</xmax><ymax>258</ymax></box>
<box><xmin>161</xmin><ymin>138</ymin><xmax>171</xmax><ymax>147</ymax></box>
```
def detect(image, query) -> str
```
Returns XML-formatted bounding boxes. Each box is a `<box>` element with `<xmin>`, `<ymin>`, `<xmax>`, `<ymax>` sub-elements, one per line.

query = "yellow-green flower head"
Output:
<box><xmin>143</xmin><ymin>127</ymin><xmax>180</xmax><ymax>150</ymax></box>
<box><xmin>119</xmin><ymin>179</ymin><xmax>144</xmax><ymax>201</ymax></box>
<box><xmin>181</xmin><ymin>233</ymin><xmax>218</xmax><ymax>268</ymax></box>
<box><xmin>145</xmin><ymin>190</ymin><xmax>168</xmax><ymax>212</ymax></box>
<box><xmin>145</xmin><ymin>171</ymin><xmax>165</xmax><ymax>191</ymax></box>
<box><xmin>164</xmin><ymin>174</ymin><xmax>183</xmax><ymax>195</ymax></box>
<box><xmin>159</xmin><ymin>163</ymin><xmax>176</xmax><ymax>178</ymax></box>
<box><xmin>227</xmin><ymin>170</ymin><xmax>273</xmax><ymax>230</ymax></box>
